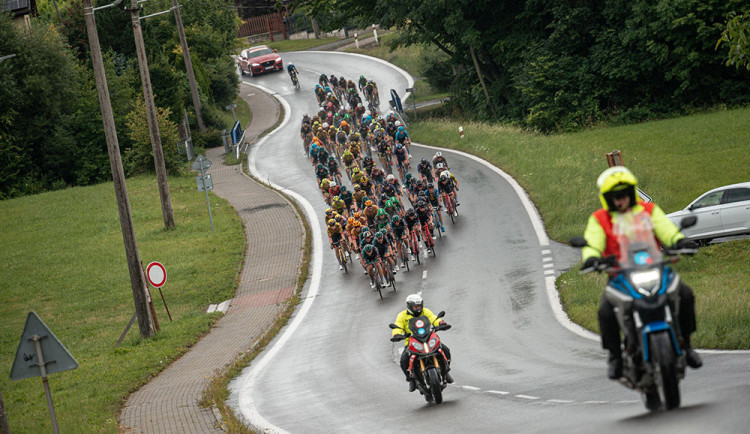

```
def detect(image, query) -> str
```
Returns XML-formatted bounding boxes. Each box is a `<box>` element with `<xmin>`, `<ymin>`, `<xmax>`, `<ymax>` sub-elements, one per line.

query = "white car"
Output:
<box><xmin>666</xmin><ymin>182</ymin><xmax>750</xmax><ymax>243</ymax></box>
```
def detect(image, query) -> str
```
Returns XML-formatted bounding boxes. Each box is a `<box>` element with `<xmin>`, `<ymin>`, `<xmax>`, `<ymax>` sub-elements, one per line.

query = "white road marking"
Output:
<box><xmin>543</xmin><ymin>257</ymin><xmax>553</xmax><ymax>262</ymax></box>
<box><xmin>516</xmin><ymin>395</ymin><xmax>540</xmax><ymax>400</ymax></box>
<box><xmin>544</xmin><ymin>270</ymin><xmax>555</xmax><ymax>275</ymax></box>
<box><xmin>547</xmin><ymin>399</ymin><xmax>574</xmax><ymax>404</ymax></box>
<box><xmin>486</xmin><ymin>390</ymin><xmax>509</xmax><ymax>395</ymax></box>
<box><xmin>247</xmin><ymin>93</ymin><xmax>255</xmax><ymax>96</ymax></box>
<box><xmin>543</xmin><ymin>263</ymin><xmax>554</xmax><ymax>268</ymax></box>
<box><xmin>462</xmin><ymin>386</ymin><xmax>481</xmax><ymax>391</ymax></box>
<box><xmin>583</xmin><ymin>400</ymin><xmax>608</xmax><ymax>405</ymax></box>
<box><xmin>615</xmin><ymin>400</ymin><xmax>640</xmax><ymax>404</ymax></box>
<box><xmin>422</xmin><ymin>270</ymin><xmax>428</xmax><ymax>279</ymax></box>
<box><xmin>541</xmin><ymin>249</ymin><xmax>552</xmax><ymax>255</ymax></box>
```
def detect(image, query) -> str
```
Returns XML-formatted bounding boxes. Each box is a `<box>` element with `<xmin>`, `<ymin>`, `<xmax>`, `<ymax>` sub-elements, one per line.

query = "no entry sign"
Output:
<box><xmin>146</xmin><ymin>261</ymin><xmax>167</xmax><ymax>288</ymax></box>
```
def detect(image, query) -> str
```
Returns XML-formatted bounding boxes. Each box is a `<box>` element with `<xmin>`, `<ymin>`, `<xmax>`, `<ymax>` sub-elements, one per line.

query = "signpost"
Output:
<box><xmin>147</xmin><ymin>261</ymin><xmax>172</xmax><ymax>321</ymax></box>
<box><xmin>11</xmin><ymin>312</ymin><xmax>79</xmax><ymax>434</ymax></box>
<box><xmin>406</xmin><ymin>87</ymin><xmax>417</xmax><ymax>121</ymax></box>
<box><xmin>192</xmin><ymin>155</ymin><xmax>214</xmax><ymax>231</ymax></box>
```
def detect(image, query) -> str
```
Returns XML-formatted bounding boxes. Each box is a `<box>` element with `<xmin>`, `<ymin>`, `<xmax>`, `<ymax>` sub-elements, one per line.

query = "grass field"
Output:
<box><xmin>345</xmin><ymin>32</ymin><xmax>450</xmax><ymax>103</ymax></box>
<box><xmin>251</xmin><ymin>36</ymin><xmax>341</xmax><ymax>53</ymax></box>
<box><xmin>220</xmin><ymin>94</ymin><xmax>252</xmax><ymax>131</ymax></box>
<box><xmin>0</xmin><ymin>174</ymin><xmax>245</xmax><ymax>432</ymax></box>
<box><xmin>409</xmin><ymin>107</ymin><xmax>750</xmax><ymax>349</ymax></box>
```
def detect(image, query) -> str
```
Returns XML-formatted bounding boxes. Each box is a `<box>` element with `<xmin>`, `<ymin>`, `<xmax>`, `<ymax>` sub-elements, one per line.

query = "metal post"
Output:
<box><xmin>372</xmin><ymin>24</ymin><xmax>378</xmax><ymax>45</ymax></box>
<box><xmin>355</xmin><ymin>33</ymin><xmax>359</xmax><ymax>49</ymax></box>
<box><xmin>412</xmin><ymin>93</ymin><xmax>417</xmax><ymax>122</ymax></box>
<box><xmin>200</xmin><ymin>166</ymin><xmax>214</xmax><ymax>231</ymax></box>
<box><xmin>33</xmin><ymin>336</ymin><xmax>59</xmax><ymax>434</ymax></box>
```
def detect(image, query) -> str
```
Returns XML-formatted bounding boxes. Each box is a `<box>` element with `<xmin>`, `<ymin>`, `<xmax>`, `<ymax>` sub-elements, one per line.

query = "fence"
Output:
<box><xmin>238</xmin><ymin>12</ymin><xmax>287</xmax><ymax>41</ymax></box>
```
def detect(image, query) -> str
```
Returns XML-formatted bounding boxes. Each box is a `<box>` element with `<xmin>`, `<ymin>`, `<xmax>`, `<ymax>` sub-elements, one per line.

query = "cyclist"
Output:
<box><xmin>426</xmin><ymin>183</ymin><xmax>445</xmax><ymax>232</ymax></box>
<box><xmin>390</xmin><ymin>214</ymin><xmax>410</xmax><ymax>268</ymax></box>
<box><xmin>327</xmin><ymin>218</ymin><xmax>348</xmax><ymax>270</ymax></box>
<box><xmin>373</xmin><ymin>229</ymin><xmax>398</xmax><ymax>274</ymax></box>
<box><xmin>339</xmin><ymin>185</ymin><xmax>355</xmax><ymax>214</ymax></box>
<box><xmin>417</xmin><ymin>158</ymin><xmax>434</xmax><ymax>183</ymax></box>
<box><xmin>361</xmin><ymin>155</ymin><xmax>375</xmax><ymax>176</ymax></box>
<box><xmin>374</xmin><ymin>208</ymin><xmax>392</xmax><ymax>232</ymax></box>
<box><xmin>319</xmin><ymin>73</ymin><xmax>328</xmax><ymax>87</ymax></box>
<box><xmin>404</xmin><ymin>208</ymin><xmax>422</xmax><ymax>259</ymax></box>
<box><xmin>394</xmin><ymin>125</ymin><xmax>411</xmax><ymax>155</ymax></box>
<box><xmin>438</xmin><ymin>171</ymin><xmax>460</xmax><ymax>211</ymax></box>
<box><xmin>432</xmin><ymin>151</ymin><xmax>449</xmax><ymax>171</ymax></box>
<box><xmin>394</xmin><ymin>144</ymin><xmax>409</xmax><ymax>179</ymax></box>
<box><xmin>287</xmin><ymin>63</ymin><xmax>299</xmax><ymax>86</ymax></box>
<box><xmin>327</xmin><ymin>155</ymin><xmax>343</xmax><ymax>185</ymax></box>
<box><xmin>361</xmin><ymin>243</ymin><xmax>387</xmax><ymax>289</ymax></box>
<box><xmin>362</xmin><ymin>199</ymin><xmax>379</xmax><ymax>228</ymax></box>
<box><xmin>352</xmin><ymin>184</ymin><xmax>367</xmax><ymax>210</ymax></box>
<box><xmin>370</xmin><ymin>166</ymin><xmax>386</xmax><ymax>195</ymax></box>
<box><xmin>315</xmin><ymin>163</ymin><xmax>329</xmax><ymax>183</ymax></box>
<box><xmin>434</xmin><ymin>162</ymin><xmax>448</xmax><ymax>180</ymax></box>
<box><xmin>342</xmin><ymin>149</ymin><xmax>356</xmax><ymax>177</ymax></box>
<box><xmin>319</xmin><ymin>178</ymin><xmax>332</xmax><ymax>203</ymax></box>
<box><xmin>415</xmin><ymin>199</ymin><xmax>436</xmax><ymax>244</ymax></box>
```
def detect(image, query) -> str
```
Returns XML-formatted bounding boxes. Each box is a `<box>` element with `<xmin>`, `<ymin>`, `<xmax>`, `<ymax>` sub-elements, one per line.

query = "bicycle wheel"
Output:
<box><xmin>412</xmin><ymin>234</ymin><xmax>421</xmax><ymax>265</ymax></box>
<box><xmin>434</xmin><ymin>211</ymin><xmax>443</xmax><ymax>238</ymax></box>
<box><xmin>400</xmin><ymin>241</ymin><xmax>410</xmax><ymax>272</ymax></box>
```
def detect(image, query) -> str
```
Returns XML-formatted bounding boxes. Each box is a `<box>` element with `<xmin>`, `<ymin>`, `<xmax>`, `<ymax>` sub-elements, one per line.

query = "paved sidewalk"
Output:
<box><xmin>119</xmin><ymin>84</ymin><xmax>302</xmax><ymax>432</ymax></box>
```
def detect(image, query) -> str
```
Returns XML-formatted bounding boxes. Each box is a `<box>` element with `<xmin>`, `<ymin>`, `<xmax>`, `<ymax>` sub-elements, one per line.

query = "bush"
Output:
<box><xmin>191</xmin><ymin>127</ymin><xmax>223</xmax><ymax>150</ymax></box>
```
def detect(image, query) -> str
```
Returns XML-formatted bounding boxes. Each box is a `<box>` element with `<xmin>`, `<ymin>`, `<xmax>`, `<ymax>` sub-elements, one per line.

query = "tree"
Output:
<box><xmin>717</xmin><ymin>11</ymin><xmax>750</xmax><ymax>71</ymax></box>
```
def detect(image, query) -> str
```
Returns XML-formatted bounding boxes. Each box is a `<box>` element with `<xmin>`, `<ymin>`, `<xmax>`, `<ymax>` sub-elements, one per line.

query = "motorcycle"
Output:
<box><xmin>390</xmin><ymin>311</ymin><xmax>452</xmax><ymax>404</ymax></box>
<box><xmin>570</xmin><ymin>213</ymin><xmax>697</xmax><ymax>411</ymax></box>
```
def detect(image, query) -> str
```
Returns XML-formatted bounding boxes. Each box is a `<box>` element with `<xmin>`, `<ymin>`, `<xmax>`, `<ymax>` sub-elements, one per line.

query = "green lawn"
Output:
<box><xmin>409</xmin><ymin>107</ymin><xmax>750</xmax><ymax>348</ymax></box>
<box><xmin>220</xmin><ymin>94</ymin><xmax>252</xmax><ymax>131</ymax></box>
<box><xmin>345</xmin><ymin>32</ymin><xmax>450</xmax><ymax>103</ymax></box>
<box><xmin>0</xmin><ymin>174</ymin><xmax>245</xmax><ymax>432</ymax></box>
<box><xmin>252</xmin><ymin>36</ymin><xmax>341</xmax><ymax>52</ymax></box>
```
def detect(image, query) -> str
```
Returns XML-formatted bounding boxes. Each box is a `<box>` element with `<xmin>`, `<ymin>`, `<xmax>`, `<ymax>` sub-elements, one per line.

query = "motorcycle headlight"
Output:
<box><xmin>429</xmin><ymin>338</ymin><xmax>437</xmax><ymax>348</ymax></box>
<box><xmin>411</xmin><ymin>341</ymin><xmax>424</xmax><ymax>352</ymax></box>
<box><xmin>631</xmin><ymin>269</ymin><xmax>661</xmax><ymax>296</ymax></box>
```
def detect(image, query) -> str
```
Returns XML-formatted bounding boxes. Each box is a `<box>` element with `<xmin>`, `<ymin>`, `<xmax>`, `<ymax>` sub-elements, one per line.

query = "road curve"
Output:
<box><xmin>229</xmin><ymin>51</ymin><xmax>750</xmax><ymax>433</ymax></box>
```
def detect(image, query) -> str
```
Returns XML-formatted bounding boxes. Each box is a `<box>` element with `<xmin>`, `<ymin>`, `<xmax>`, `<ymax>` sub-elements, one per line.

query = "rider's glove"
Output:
<box><xmin>438</xmin><ymin>322</ymin><xmax>452</xmax><ymax>331</ymax></box>
<box><xmin>390</xmin><ymin>334</ymin><xmax>404</xmax><ymax>342</ymax></box>
<box><xmin>583</xmin><ymin>257</ymin><xmax>600</xmax><ymax>270</ymax></box>
<box><xmin>674</xmin><ymin>238</ymin><xmax>698</xmax><ymax>250</ymax></box>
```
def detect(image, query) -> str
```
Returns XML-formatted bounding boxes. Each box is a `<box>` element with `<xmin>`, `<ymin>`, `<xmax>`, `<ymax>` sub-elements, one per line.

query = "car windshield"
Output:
<box><xmin>246</xmin><ymin>48</ymin><xmax>273</xmax><ymax>58</ymax></box>
<box><xmin>613</xmin><ymin>210</ymin><xmax>662</xmax><ymax>268</ymax></box>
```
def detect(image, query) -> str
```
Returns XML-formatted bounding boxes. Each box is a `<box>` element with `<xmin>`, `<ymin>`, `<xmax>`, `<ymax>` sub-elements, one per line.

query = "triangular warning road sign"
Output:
<box><xmin>10</xmin><ymin>311</ymin><xmax>78</xmax><ymax>381</ymax></box>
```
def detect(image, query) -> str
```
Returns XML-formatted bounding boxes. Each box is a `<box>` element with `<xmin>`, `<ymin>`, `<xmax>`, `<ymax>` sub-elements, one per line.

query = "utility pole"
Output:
<box><xmin>171</xmin><ymin>0</ymin><xmax>205</xmax><ymax>131</ymax></box>
<box><xmin>128</xmin><ymin>0</ymin><xmax>176</xmax><ymax>230</ymax></box>
<box><xmin>83</xmin><ymin>0</ymin><xmax>154</xmax><ymax>339</ymax></box>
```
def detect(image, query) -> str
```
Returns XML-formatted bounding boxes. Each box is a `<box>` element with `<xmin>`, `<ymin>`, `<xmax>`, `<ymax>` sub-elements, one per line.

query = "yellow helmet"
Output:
<box><xmin>597</xmin><ymin>166</ymin><xmax>639</xmax><ymax>210</ymax></box>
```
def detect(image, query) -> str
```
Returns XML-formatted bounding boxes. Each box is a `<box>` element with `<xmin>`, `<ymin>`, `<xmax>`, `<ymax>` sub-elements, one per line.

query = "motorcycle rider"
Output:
<box><xmin>391</xmin><ymin>294</ymin><xmax>453</xmax><ymax>392</ymax></box>
<box><xmin>582</xmin><ymin>166</ymin><xmax>702</xmax><ymax>379</ymax></box>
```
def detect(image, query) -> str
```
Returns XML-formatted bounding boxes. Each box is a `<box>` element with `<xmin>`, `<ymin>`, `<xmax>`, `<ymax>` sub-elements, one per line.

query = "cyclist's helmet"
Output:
<box><xmin>329</xmin><ymin>181</ymin><xmax>337</xmax><ymax>187</ymax></box>
<box><xmin>386</xmin><ymin>174</ymin><xmax>395</xmax><ymax>182</ymax></box>
<box><xmin>405</xmin><ymin>173</ymin><xmax>413</xmax><ymax>181</ymax></box>
<box><xmin>347</xmin><ymin>217</ymin><xmax>355</xmax><ymax>225</ymax></box>
<box><xmin>353</xmin><ymin>211</ymin><xmax>362</xmax><ymax>219</ymax></box>
<box><xmin>406</xmin><ymin>208</ymin><xmax>415</xmax><ymax>217</ymax></box>
<box><xmin>360</xmin><ymin>176</ymin><xmax>368</xmax><ymax>184</ymax></box>
<box><xmin>322</xmin><ymin>122</ymin><xmax>329</xmax><ymax>128</ymax></box>
<box><xmin>363</xmin><ymin>155</ymin><xmax>372</xmax><ymax>163</ymax></box>
<box><xmin>395</xmin><ymin>120</ymin><xmax>401</xmax><ymax>127</ymax></box>
<box><xmin>329</xmin><ymin>155</ymin><xmax>336</xmax><ymax>161</ymax></box>
<box><xmin>398</xmin><ymin>126</ymin><xmax>405</xmax><ymax>132</ymax></box>
<box><xmin>427</xmin><ymin>183</ymin><xmax>435</xmax><ymax>189</ymax></box>
<box><xmin>352</xmin><ymin>166</ymin><xmax>360</xmax><ymax>173</ymax></box>
<box><xmin>597</xmin><ymin>166</ymin><xmax>639</xmax><ymax>211</ymax></box>
<box><xmin>340</xmin><ymin>185</ymin><xmax>347</xmax><ymax>192</ymax></box>
<box><xmin>377</xmin><ymin>208</ymin><xmax>387</xmax><ymax>216</ymax></box>
<box><xmin>417</xmin><ymin>191</ymin><xmax>426</xmax><ymax>198</ymax></box>
<box><xmin>395</xmin><ymin>144</ymin><xmax>403</xmax><ymax>150</ymax></box>
<box><xmin>435</xmin><ymin>152</ymin><xmax>442</xmax><ymax>158</ymax></box>
<box><xmin>365</xmin><ymin>200</ymin><xmax>373</xmax><ymax>207</ymax></box>
<box><xmin>440</xmin><ymin>171</ymin><xmax>450</xmax><ymax>180</ymax></box>
<box><xmin>392</xmin><ymin>214</ymin><xmax>401</xmax><ymax>223</ymax></box>
<box><xmin>316</xmin><ymin>163</ymin><xmax>324</xmax><ymax>170</ymax></box>
<box><xmin>333</xmin><ymin>195</ymin><xmax>340</xmax><ymax>202</ymax></box>
<box><xmin>325</xmin><ymin>207</ymin><xmax>333</xmax><ymax>215</ymax></box>
<box><xmin>436</xmin><ymin>163</ymin><xmax>445</xmax><ymax>169</ymax></box>
<box><xmin>353</xmin><ymin>220</ymin><xmax>361</xmax><ymax>228</ymax></box>
<box><xmin>406</xmin><ymin>294</ymin><xmax>423</xmax><ymax>316</ymax></box>
<box><xmin>420</xmin><ymin>158</ymin><xmax>427</xmax><ymax>164</ymax></box>
<box><xmin>327</xmin><ymin>219</ymin><xmax>335</xmax><ymax>227</ymax></box>
<box><xmin>374</xmin><ymin>231</ymin><xmax>385</xmax><ymax>240</ymax></box>
<box><xmin>353</xmin><ymin>184</ymin><xmax>361</xmax><ymax>191</ymax></box>
<box><xmin>363</xmin><ymin>244</ymin><xmax>374</xmax><ymax>254</ymax></box>
<box><xmin>341</xmin><ymin>121</ymin><xmax>348</xmax><ymax>128</ymax></box>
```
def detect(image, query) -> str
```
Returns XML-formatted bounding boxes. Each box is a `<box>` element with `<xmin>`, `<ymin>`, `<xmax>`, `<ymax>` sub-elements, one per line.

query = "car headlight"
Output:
<box><xmin>631</xmin><ymin>269</ymin><xmax>661</xmax><ymax>296</ymax></box>
<box><xmin>251</xmin><ymin>63</ymin><xmax>260</xmax><ymax>67</ymax></box>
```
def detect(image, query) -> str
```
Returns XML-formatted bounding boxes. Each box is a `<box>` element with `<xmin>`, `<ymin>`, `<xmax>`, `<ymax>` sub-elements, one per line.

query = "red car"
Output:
<box><xmin>238</xmin><ymin>45</ymin><xmax>283</xmax><ymax>77</ymax></box>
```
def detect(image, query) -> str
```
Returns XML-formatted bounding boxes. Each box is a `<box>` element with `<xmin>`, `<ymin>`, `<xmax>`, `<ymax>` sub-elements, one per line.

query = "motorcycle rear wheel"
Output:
<box><xmin>427</xmin><ymin>367</ymin><xmax>443</xmax><ymax>404</ymax></box>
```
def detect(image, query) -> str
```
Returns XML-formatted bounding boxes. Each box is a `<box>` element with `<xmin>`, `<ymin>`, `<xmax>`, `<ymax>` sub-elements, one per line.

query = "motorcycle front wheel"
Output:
<box><xmin>427</xmin><ymin>367</ymin><xmax>443</xmax><ymax>404</ymax></box>
<box><xmin>651</xmin><ymin>332</ymin><xmax>681</xmax><ymax>410</ymax></box>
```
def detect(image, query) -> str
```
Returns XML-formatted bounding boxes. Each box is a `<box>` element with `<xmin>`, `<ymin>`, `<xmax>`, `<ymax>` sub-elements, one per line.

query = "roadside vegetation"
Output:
<box><xmin>409</xmin><ymin>108</ymin><xmax>750</xmax><ymax>349</ymax></box>
<box><xmin>0</xmin><ymin>175</ymin><xmax>245</xmax><ymax>432</ymax></box>
<box><xmin>344</xmin><ymin>32</ymin><xmax>450</xmax><ymax>103</ymax></box>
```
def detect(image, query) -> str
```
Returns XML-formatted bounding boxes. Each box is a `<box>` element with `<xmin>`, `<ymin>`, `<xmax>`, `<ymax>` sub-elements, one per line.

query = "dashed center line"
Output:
<box><xmin>547</xmin><ymin>399</ymin><xmax>574</xmax><ymax>404</ymax></box>
<box><xmin>422</xmin><ymin>270</ymin><xmax>428</xmax><ymax>279</ymax></box>
<box><xmin>462</xmin><ymin>386</ymin><xmax>481</xmax><ymax>391</ymax></box>
<box><xmin>516</xmin><ymin>395</ymin><xmax>540</xmax><ymax>400</ymax></box>
<box><xmin>486</xmin><ymin>390</ymin><xmax>509</xmax><ymax>395</ymax></box>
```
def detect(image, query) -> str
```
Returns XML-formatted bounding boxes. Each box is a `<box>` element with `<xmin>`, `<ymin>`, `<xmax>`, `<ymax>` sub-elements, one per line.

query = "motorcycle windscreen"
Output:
<box><xmin>408</xmin><ymin>316</ymin><xmax>432</xmax><ymax>341</ymax></box>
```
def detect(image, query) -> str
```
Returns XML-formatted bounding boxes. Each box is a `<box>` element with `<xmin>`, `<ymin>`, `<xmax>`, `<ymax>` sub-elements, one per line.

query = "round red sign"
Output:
<box><xmin>146</xmin><ymin>261</ymin><xmax>167</xmax><ymax>288</ymax></box>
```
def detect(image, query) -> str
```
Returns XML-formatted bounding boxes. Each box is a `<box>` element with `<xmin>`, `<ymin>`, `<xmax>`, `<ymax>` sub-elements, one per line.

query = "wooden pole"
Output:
<box><xmin>129</xmin><ymin>0</ymin><xmax>176</xmax><ymax>230</ymax></box>
<box><xmin>83</xmin><ymin>0</ymin><xmax>154</xmax><ymax>339</ymax></box>
<box><xmin>171</xmin><ymin>0</ymin><xmax>205</xmax><ymax>131</ymax></box>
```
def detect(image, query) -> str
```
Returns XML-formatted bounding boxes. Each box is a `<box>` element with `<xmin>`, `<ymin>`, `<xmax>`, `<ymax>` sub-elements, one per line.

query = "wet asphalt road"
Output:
<box><xmin>229</xmin><ymin>51</ymin><xmax>750</xmax><ymax>433</ymax></box>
